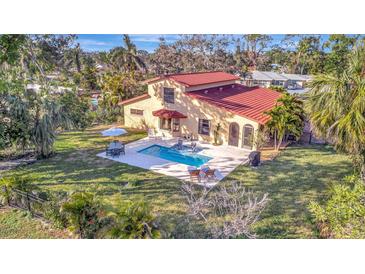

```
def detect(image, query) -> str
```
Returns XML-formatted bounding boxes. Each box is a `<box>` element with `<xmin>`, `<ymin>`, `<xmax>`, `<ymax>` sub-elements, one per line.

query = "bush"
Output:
<box><xmin>43</xmin><ymin>192</ymin><xmax>69</xmax><ymax>229</ymax></box>
<box><xmin>309</xmin><ymin>175</ymin><xmax>365</xmax><ymax>238</ymax></box>
<box><xmin>0</xmin><ymin>175</ymin><xmax>36</xmax><ymax>205</ymax></box>
<box><xmin>106</xmin><ymin>200</ymin><xmax>160</xmax><ymax>239</ymax></box>
<box><xmin>61</xmin><ymin>192</ymin><xmax>105</xmax><ymax>239</ymax></box>
<box><xmin>269</xmin><ymin>85</ymin><xmax>287</xmax><ymax>93</ymax></box>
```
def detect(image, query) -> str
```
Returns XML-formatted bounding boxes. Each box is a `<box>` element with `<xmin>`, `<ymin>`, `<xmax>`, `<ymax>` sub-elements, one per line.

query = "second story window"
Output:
<box><xmin>163</xmin><ymin>88</ymin><xmax>174</xmax><ymax>104</ymax></box>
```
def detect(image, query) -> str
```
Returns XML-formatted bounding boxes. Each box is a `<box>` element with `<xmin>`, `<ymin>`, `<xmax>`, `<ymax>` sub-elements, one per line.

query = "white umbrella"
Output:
<box><xmin>101</xmin><ymin>127</ymin><xmax>128</xmax><ymax>137</ymax></box>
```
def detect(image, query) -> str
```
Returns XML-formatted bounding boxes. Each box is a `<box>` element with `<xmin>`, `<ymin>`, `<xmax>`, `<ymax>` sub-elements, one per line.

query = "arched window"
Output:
<box><xmin>228</xmin><ymin>122</ymin><xmax>239</xmax><ymax>147</ymax></box>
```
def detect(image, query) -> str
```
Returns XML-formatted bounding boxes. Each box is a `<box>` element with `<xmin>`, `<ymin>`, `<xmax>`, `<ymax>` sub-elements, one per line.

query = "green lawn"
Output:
<box><xmin>0</xmin><ymin>207</ymin><xmax>69</xmax><ymax>239</ymax></box>
<box><xmin>2</xmin><ymin>125</ymin><xmax>353</xmax><ymax>238</ymax></box>
<box><xmin>224</xmin><ymin>144</ymin><xmax>352</xmax><ymax>238</ymax></box>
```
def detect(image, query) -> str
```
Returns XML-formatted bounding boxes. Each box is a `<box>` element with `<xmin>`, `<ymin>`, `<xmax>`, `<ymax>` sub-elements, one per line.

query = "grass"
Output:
<box><xmin>223</xmin><ymin>144</ymin><xmax>353</xmax><ymax>238</ymax></box>
<box><xmin>5</xmin><ymin>125</ymin><xmax>186</xmax><ymax>236</ymax></box>
<box><xmin>2</xmin><ymin>125</ymin><xmax>353</xmax><ymax>238</ymax></box>
<box><xmin>0</xmin><ymin>207</ymin><xmax>70</xmax><ymax>239</ymax></box>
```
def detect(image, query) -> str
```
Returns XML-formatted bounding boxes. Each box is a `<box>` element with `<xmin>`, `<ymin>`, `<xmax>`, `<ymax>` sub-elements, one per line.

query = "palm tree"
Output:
<box><xmin>108</xmin><ymin>35</ymin><xmax>147</xmax><ymax>73</ymax></box>
<box><xmin>307</xmin><ymin>43</ymin><xmax>365</xmax><ymax>181</ymax></box>
<box><xmin>266</xmin><ymin>93</ymin><xmax>304</xmax><ymax>150</ymax></box>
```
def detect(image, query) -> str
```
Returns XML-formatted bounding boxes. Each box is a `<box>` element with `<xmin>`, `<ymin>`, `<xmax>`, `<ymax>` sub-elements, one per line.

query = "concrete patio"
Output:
<box><xmin>97</xmin><ymin>137</ymin><xmax>250</xmax><ymax>186</ymax></box>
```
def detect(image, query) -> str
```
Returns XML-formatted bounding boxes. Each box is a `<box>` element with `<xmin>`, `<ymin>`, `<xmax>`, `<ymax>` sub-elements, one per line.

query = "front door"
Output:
<box><xmin>242</xmin><ymin>124</ymin><xmax>254</xmax><ymax>149</ymax></box>
<box><xmin>228</xmin><ymin>123</ymin><xmax>239</xmax><ymax>146</ymax></box>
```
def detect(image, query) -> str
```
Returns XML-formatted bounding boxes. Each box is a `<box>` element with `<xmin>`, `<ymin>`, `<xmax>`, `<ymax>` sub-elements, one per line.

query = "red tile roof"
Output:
<box><xmin>152</xmin><ymin>109</ymin><xmax>187</xmax><ymax>119</ymax></box>
<box><xmin>146</xmin><ymin>71</ymin><xmax>240</xmax><ymax>87</ymax></box>
<box><xmin>186</xmin><ymin>84</ymin><xmax>282</xmax><ymax>124</ymax></box>
<box><xmin>119</xmin><ymin>93</ymin><xmax>151</xmax><ymax>105</ymax></box>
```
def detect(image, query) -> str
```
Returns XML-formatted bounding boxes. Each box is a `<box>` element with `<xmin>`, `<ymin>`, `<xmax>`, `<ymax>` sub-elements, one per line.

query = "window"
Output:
<box><xmin>198</xmin><ymin>119</ymin><xmax>210</xmax><ymax>136</ymax></box>
<box><xmin>163</xmin><ymin>88</ymin><xmax>174</xmax><ymax>104</ymax></box>
<box><xmin>130</xmin><ymin>109</ymin><xmax>143</xmax><ymax>115</ymax></box>
<box><xmin>160</xmin><ymin>118</ymin><xmax>172</xmax><ymax>130</ymax></box>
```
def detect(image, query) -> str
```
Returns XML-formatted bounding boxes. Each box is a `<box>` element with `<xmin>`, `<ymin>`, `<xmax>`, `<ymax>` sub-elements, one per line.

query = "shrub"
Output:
<box><xmin>61</xmin><ymin>192</ymin><xmax>105</xmax><ymax>239</ymax></box>
<box><xmin>309</xmin><ymin>175</ymin><xmax>365</xmax><ymax>238</ymax></box>
<box><xmin>0</xmin><ymin>175</ymin><xmax>36</xmax><ymax>205</ymax></box>
<box><xmin>269</xmin><ymin>85</ymin><xmax>287</xmax><ymax>93</ymax></box>
<box><xmin>106</xmin><ymin>200</ymin><xmax>160</xmax><ymax>239</ymax></box>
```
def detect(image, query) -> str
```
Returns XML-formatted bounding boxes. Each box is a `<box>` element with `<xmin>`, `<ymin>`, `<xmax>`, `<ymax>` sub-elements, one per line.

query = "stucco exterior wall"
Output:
<box><xmin>123</xmin><ymin>79</ymin><xmax>260</xmax><ymax>149</ymax></box>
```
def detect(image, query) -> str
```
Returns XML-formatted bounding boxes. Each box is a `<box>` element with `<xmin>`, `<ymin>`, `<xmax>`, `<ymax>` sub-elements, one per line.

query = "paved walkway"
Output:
<box><xmin>97</xmin><ymin>137</ymin><xmax>250</xmax><ymax>186</ymax></box>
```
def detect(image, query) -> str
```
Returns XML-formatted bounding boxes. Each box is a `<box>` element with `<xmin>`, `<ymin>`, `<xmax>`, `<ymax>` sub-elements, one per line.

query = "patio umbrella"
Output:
<box><xmin>101</xmin><ymin>127</ymin><xmax>128</xmax><ymax>137</ymax></box>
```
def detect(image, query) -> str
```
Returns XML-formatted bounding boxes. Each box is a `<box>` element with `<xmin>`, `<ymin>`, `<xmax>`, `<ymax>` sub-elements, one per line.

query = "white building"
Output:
<box><xmin>242</xmin><ymin>70</ymin><xmax>312</xmax><ymax>90</ymax></box>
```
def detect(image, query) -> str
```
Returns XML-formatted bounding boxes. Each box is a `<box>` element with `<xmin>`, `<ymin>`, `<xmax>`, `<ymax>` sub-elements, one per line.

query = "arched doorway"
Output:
<box><xmin>228</xmin><ymin>122</ymin><xmax>239</xmax><ymax>147</ymax></box>
<box><xmin>242</xmin><ymin>124</ymin><xmax>254</xmax><ymax>149</ymax></box>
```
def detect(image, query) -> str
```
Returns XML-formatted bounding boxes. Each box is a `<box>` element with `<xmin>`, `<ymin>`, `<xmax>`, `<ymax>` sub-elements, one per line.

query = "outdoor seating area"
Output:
<box><xmin>105</xmin><ymin>140</ymin><xmax>125</xmax><ymax>157</ymax></box>
<box><xmin>188</xmin><ymin>165</ymin><xmax>218</xmax><ymax>183</ymax></box>
<box><xmin>97</xmin><ymin>136</ymin><xmax>251</xmax><ymax>187</ymax></box>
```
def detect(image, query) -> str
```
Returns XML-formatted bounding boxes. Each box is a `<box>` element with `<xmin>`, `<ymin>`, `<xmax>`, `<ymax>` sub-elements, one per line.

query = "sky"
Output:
<box><xmin>76</xmin><ymin>34</ymin><xmax>330</xmax><ymax>53</ymax></box>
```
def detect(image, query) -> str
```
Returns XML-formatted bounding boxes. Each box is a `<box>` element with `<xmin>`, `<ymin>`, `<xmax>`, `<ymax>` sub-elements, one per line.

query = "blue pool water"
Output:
<box><xmin>138</xmin><ymin>145</ymin><xmax>212</xmax><ymax>167</ymax></box>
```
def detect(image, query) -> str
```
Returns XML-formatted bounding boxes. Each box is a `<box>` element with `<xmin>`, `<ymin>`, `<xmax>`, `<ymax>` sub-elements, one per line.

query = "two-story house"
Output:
<box><xmin>120</xmin><ymin>71</ymin><xmax>281</xmax><ymax>150</ymax></box>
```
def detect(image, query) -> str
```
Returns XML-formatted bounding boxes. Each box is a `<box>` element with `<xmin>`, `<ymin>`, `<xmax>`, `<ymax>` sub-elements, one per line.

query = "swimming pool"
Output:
<box><xmin>138</xmin><ymin>144</ymin><xmax>212</xmax><ymax>167</ymax></box>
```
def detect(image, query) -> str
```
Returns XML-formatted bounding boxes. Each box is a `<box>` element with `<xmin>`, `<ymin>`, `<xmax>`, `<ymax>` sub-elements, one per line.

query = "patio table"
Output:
<box><xmin>108</xmin><ymin>142</ymin><xmax>124</xmax><ymax>150</ymax></box>
<box><xmin>107</xmin><ymin>141</ymin><xmax>125</xmax><ymax>157</ymax></box>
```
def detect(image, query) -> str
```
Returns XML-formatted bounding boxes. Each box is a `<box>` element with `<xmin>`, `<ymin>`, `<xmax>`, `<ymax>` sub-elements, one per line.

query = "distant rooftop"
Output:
<box><xmin>248</xmin><ymin>71</ymin><xmax>312</xmax><ymax>81</ymax></box>
<box><xmin>145</xmin><ymin>71</ymin><xmax>240</xmax><ymax>87</ymax></box>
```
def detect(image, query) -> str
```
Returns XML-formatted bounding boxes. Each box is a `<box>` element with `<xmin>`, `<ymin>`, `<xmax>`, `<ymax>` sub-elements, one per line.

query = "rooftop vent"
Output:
<box><xmin>204</xmin><ymin>90</ymin><xmax>209</xmax><ymax>94</ymax></box>
<box><xmin>219</xmin><ymin>87</ymin><xmax>223</xmax><ymax>91</ymax></box>
<box><xmin>231</xmin><ymin>84</ymin><xmax>235</xmax><ymax>88</ymax></box>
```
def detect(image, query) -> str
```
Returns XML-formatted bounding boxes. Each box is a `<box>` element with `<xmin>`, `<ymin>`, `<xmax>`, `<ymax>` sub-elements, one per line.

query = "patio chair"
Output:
<box><xmin>148</xmin><ymin>128</ymin><xmax>156</xmax><ymax>139</ymax></box>
<box><xmin>188</xmin><ymin>169</ymin><xmax>201</xmax><ymax>183</ymax></box>
<box><xmin>191</xmin><ymin>142</ymin><xmax>197</xmax><ymax>152</ymax></box>
<box><xmin>200</xmin><ymin>166</ymin><xmax>217</xmax><ymax>181</ymax></box>
<box><xmin>106</xmin><ymin>145</ymin><xmax>113</xmax><ymax>156</ymax></box>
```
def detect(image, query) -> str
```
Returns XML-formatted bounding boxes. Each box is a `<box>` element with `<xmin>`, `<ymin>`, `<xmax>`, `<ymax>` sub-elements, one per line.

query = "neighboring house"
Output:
<box><xmin>120</xmin><ymin>71</ymin><xmax>281</xmax><ymax>150</ymax></box>
<box><xmin>281</xmin><ymin>73</ymin><xmax>312</xmax><ymax>89</ymax></box>
<box><xmin>243</xmin><ymin>71</ymin><xmax>288</xmax><ymax>88</ymax></box>
<box><xmin>26</xmin><ymin>83</ymin><xmax>73</xmax><ymax>94</ymax></box>
<box><xmin>243</xmin><ymin>70</ymin><xmax>312</xmax><ymax>90</ymax></box>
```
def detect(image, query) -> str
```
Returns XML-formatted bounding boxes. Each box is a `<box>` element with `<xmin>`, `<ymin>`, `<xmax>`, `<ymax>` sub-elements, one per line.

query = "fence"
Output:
<box><xmin>1</xmin><ymin>186</ymin><xmax>47</xmax><ymax>217</ymax></box>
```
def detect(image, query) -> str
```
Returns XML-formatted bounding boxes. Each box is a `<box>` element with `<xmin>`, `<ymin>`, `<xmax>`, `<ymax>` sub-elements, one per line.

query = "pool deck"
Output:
<box><xmin>97</xmin><ymin>137</ymin><xmax>250</xmax><ymax>186</ymax></box>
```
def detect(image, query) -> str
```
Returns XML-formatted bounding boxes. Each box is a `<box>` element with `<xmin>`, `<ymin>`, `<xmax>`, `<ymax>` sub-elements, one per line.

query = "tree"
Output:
<box><xmin>108</xmin><ymin>35</ymin><xmax>147</xmax><ymax>74</ymax></box>
<box><xmin>307</xmin><ymin>43</ymin><xmax>365</xmax><ymax>181</ymax></box>
<box><xmin>181</xmin><ymin>181</ymin><xmax>268</xmax><ymax>239</ymax></box>
<box><xmin>241</xmin><ymin>34</ymin><xmax>272</xmax><ymax>70</ymax></box>
<box><xmin>0</xmin><ymin>35</ymin><xmax>79</xmax><ymax>158</ymax></box>
<box><xmin>61</xmin><ymin>192</ymin><xmax>104</xmax><ymax>239</ymax></box>
<box><xmin>266</xmin><ymin>93</ymin><xmax>304</xmax><ymax>150</ymax></box>
<box><xmin>323</xmin><ymin>34</ymin><xmax>358</xmax><ymax>75</ymax></box>
<box><xmin>292</xmin><ymin>35</ymin><xmax>325</xmax><ymax>74</ymax></box>
<box><xmin>58</xmin><ymin>91</ymin><xmax>91</xmax><ymax>130</ymax></box>
<box><xmin>106</xmin><ymin>200</ymin><xmax>160</xmax><ymax>239</ymax></box>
